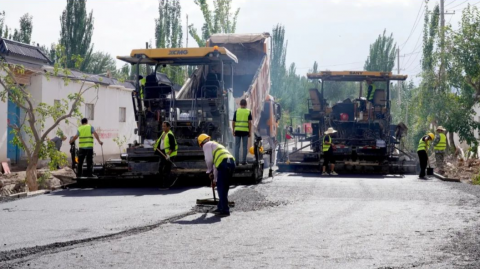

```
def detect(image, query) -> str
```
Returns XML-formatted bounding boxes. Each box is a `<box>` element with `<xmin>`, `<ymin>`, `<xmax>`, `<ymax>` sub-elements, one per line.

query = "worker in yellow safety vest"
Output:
<box><xmin>417</xmin><ymin>132</ymin><xmax>435</xmax><ymax>179</ymax></box>
<box><xmin>69</xmin><ymin>118</ymin><xmax>103</xmax><ymax>178</ymax></box>
<box><xmin>366</xmin><ymin>78</ymin><xmax>376</xmax><ymax>103</ymax></box>
<box><xmin>198</xmin><ymin>133</ymin><xmax>235</xmax><ymax>217</ymax></box>
<box><xmin>139</xmin><ymin>75</ymin><xmax>146</xmax><ymax>100</ymax></box>
<box><xmin>232</xmin><ymin>99</ymin><xmax>252</xmax><ymax>166</ymax></box>
<box><xmin>433</xmin><ymin>126</ymin><xmax>447</xmax><ymax>174</ymax></box>
<box><xmin>154</xmin><ymin>121</ymin><xmax>177</xmax><ymax>188</ymax></box>
<box><xmin>322</xmin><ymin>127</ymin><xmax>338</xmax><ymax>176</ymax></box>
<box><xmin>365</xmin><ymin>78</ymin><xmax>377</xmax><ymax>119</ymax></box>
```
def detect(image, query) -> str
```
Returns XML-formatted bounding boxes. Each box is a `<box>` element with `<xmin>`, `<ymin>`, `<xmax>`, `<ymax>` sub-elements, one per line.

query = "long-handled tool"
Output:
<box><xmin>101</xmin><ymin>144</ymin><xmax>105</xmax><ymax>165</ymax></box>
<box><xmin>156</xmin><ymin>148</ymin><xmax>184</xmax><ymax>169</ymax></box>
<box><xmin>196</xmin><ymin>174</ymin><xmax>235</xmax><ymax>207</ymax></box>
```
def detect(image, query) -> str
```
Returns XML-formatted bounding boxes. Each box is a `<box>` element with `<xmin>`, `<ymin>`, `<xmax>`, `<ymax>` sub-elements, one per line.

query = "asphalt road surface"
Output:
<box><xmin>1</xmin><ymin>173</ymin><xmax>480</xmax><ymax>269</ymax></box>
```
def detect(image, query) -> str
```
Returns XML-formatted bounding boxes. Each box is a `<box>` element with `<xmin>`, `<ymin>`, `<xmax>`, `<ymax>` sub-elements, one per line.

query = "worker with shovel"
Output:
<box><xmin>69</xmin><ymin>118</ymin><xmax>103</xmax><ymax>178</ymax></box>
<box><xmin>417</xmin><ymin>132</ymin><xmax>435</xmax><ymax>179</ymax></box>
<box><xmin>154</xmin><ymin>121</ymin><xmax>178</xmax><ymax>188</ymax></box>
<box><xmin>198</xmin><ymin>134</ymin><xmax>235</xmax><ymax>217</ymax></box>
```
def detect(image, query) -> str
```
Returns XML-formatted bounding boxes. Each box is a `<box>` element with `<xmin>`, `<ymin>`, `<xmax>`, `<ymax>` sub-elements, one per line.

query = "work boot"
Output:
<box><xmin>331</xmin><ymin>171</ymin><xmax>338</xmax><ymax>176</ymax></box>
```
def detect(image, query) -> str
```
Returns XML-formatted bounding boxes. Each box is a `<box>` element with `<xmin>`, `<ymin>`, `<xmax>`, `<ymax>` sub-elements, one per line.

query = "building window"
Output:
<box><xmin>85</xmin><ymin>104</ymin><xmax>94</xmax><ymax>120</ymax></box>
<box><xmin>119</xmin><ymin>107</ymin><xmax>126</xmax><ymax>122</ymax></box>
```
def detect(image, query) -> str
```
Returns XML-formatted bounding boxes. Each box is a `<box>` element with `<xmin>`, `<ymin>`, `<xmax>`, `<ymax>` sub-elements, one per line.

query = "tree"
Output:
<box><xmin>188</xmin><ymin>0</ymin><xmax>240</xmax><ymax>47</ymax></box>
<box><xmin>364</xmin><ymin>29</ymin><xmax>397</xmax><ymax>72</ymax></box>
<box><xmin>0</xmin><ymin>45</ymin><xmax>100</xmax><ymax>191</ymax></box>
<box><xmin>155</xmin><ymin>0</ymin><xmax>184</xmax><ymax>85</ymax></box>
<box><xmin>12</xmin><ymin>13</ymin><xmax>33</xmax><ymax>44</ymax></box>
<box><xmin>442</xmin><ymin>4</ymin><xmax>480</xmax><ymax>146</ymax></box>
<box><xmin>0</xmin><ymin>11</ymin><xmax>6</xmax><ymax>38</ymax></box>
<box><xmin>84</xmin><ymin>51</ymin><xmax>116</xmax><ymax>75</ymax></box>
<box><xmin>59</xmin><ymin>0</ymin><xmax>94</xmax><ymax>71</ymax></box>
<box><xmin>270</xmin><ymin>24</ymin><xmax>288</xmax><ymax>98</ymax></box>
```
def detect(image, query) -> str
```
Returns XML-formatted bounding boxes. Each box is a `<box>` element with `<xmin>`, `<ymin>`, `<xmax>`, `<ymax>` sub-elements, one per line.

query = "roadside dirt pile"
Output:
<box><xmin>0</xmin><ymin>167</ymin><xmax>76</xmax><ymax>197</ymax></box>
<box><xmin>444</xmin><ymin>158</ymin><xmax>480</xmax><ymax>182</ymax></box>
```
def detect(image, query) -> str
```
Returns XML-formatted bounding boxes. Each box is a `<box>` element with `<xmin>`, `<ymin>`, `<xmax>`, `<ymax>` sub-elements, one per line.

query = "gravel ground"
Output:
<box><xmin>1</xmin><ymin>174</ymin><xmax>479</xmax><ymax>268</ymax></box>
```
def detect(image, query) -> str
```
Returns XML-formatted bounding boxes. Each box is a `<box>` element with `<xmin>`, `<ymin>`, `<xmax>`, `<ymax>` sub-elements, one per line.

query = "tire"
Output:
<box><xmin>250</xmin><ymin>162</ymin><xmax>264</xmax><ymax>184</ymax></box>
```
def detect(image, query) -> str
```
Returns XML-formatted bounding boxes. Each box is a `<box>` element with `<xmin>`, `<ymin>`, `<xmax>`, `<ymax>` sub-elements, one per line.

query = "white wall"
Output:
<box><xmin>0</xmin><ymin>85</ymin><xmax>7</xmax><ymax>163</ymax></box>
<box><xmin>31</xmin><ymin>75</ymin><xmax>136</xmax><ymax>158</ymax></box>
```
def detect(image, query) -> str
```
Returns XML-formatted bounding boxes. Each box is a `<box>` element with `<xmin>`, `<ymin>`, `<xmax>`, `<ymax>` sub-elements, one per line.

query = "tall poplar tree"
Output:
<box><xmin>59</xmin><ymin>0</ymin><xmax>94</xmax><ymax>71</ymax></box>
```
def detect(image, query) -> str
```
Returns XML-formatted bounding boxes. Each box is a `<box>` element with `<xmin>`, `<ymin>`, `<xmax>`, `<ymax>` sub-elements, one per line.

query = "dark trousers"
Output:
<box><xmin>78</xmin><ymin>148</ymin><xmax>93</xmax><ymax>177</ymax></box>
<box><xmin>323</xmin><ymin>148</ymin><xmax>335</xmax><ymax>167</ymax></box>
<box><xmin>216</xmin><ymin>158</ymin><xmax>236</xmax><ymax>213</ymax></box>
<box><xmin>159</xmin><ymin>150</ymin><xmax>175</xmax><ymax>187</ymax></box>
<box><xmin>417</xmin><ymin>150</ymin><xmax>428</xmax><ymax>178</ymax></box>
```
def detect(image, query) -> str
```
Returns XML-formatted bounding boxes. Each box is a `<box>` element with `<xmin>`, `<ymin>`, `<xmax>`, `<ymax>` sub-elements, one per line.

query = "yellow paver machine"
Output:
<box><xmin>277</xmin><ymin>71</ymin><xmax>417</xmax><ymax>174</ymax></box>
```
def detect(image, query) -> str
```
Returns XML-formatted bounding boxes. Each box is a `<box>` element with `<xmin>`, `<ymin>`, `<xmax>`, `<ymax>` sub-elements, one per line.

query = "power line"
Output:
<box><xmin>400</xmin><ymin>0</ymin><xmax>425</xmax><ymax>50</ymax></box>
<box><xmin>445</xmin><ymin>0</ymin><xmax>459</xmax><ymax>7</ymax></box>
<box><xmin>449</xmin><ymin>0</ymin><xmax>469</xmax><ymax>9</ymax></box>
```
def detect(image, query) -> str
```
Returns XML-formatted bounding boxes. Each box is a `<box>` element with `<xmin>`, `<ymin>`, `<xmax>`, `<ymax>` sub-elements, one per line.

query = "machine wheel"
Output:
<box><xmin>250</xmin><ymin>162</ymin><xmax>264</xmax><ymax>184</ymax></box>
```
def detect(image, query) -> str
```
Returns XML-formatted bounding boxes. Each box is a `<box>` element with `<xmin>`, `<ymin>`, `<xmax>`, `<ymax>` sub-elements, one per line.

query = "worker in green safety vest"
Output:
<box><xmin>417</xmin><ymin>132</ymin><xmax>435</xmax><ymax>179</ymax></box>
<box><xmin>154</xmin><ymin>121</ymin><xmax>177</xmax><ymax>188</ymax></box>
<box><xmin>198</xmin><ymin>133</ymin><xmax>235</xmax><ymax>217</ymax></box>
<box><xmin>232</xmin><ymin>99</ymin><xmax>252</xmax><ymax>166</ymax></box>
<box><xmin>365</xmin><ymin>78</ymin><xmax>376</xmax><ymax>119</ymax></box>
<box><xmin>139</xmin><ymin>75</ymin><xmax>146</xmax><ymax>100</ymax></box>
<box><xmin>433</xmin><ymin>126</ymin><xmax>447</xmax><ymax>174</ymax></box>
<box><xmin>69</xmin><ymin>118</ymin><xmax>103</xmax><ymax>178</ymax></box>
<box><xmin>322</xmin><ymin>127</ymin><xmax>338</xmax><ymax>176</ymax></box>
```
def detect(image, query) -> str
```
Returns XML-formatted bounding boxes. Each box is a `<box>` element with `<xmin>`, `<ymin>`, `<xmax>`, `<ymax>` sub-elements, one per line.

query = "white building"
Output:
<box><xmin>0</xmin><ymin>38</ymin><xmax>137</xmax><ymax>166</ymax></box>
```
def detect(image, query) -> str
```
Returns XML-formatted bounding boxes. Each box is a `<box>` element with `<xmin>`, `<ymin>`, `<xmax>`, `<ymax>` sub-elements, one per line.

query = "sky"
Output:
<box><xmin>1</xmin><ymin>0</ymin><xmax>475</xmax><ymax>83</ymax></box>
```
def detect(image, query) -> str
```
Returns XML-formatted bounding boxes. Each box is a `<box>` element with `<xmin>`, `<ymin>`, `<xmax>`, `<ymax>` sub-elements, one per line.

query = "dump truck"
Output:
<box><xmin>277</xmin><ymin>71</ymin><xmax>416</xmax><ymax>174</ymax></box>
<box><xmin>206</xmin><ymin>33</ymin><xmax>281</xmax><ymax>167</ymax></box>
<box><xmin>71</xmin><ymin>34</ymin><xmax>280</xmax><ymax>184</ymax></box>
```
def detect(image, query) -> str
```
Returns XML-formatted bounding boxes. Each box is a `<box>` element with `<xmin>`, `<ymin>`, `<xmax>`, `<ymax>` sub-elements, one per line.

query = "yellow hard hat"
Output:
<box><xmin>197</xmin><ymin>134</ymin><xmax>211</xmax><ymax>146</ymax></box>
<box><xmin>249</xmin><ymin>146</ymin><xmax>264</xmax><ymax>155</ymax></box>
<box><xmin>428</xmin><ymin>133</ymin><xmax>435</xmax><ymax>140</ymax></box>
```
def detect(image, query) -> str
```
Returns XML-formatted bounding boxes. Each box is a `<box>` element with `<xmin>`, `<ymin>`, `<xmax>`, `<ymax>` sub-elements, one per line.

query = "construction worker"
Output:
<box><xmin>232</xmin><ymin>99</ymin><xmax>252</xmax><ymax>165</ymax></box>
<box><xmin>69</xmin><ymin>118</ymin><xmax>103</xmax><ymax>177</ymax></box>
<box><xmin>48</xmin><ymin>133</ymin><xmax>67</xmax><ymax>169</ymax></box>
<box><xmin>322</xmin><ymin>127</ymin><xmax>338</xmax><ymax>176</ymax></box>
<box><xmin>154</xmin><ymin>121</ymin><xmax>177</xmax><ymax>188</ymax></box>
<box><xmin>198</xmin><ymin>134</ymin><xmax>235</xmax><ymax>217</ymax></box>
<box><xmin>139</xmin><ymin>75</ymin><xmax>146</xmax><ymax>100</ymax></box>
<box><xmin>433</xmin><ymin>126</ymin><xmax>447</xmax><ymax>174</ymax></box>
<box><xmin>417</xmin><ymin>132</ymin><xmax>435</xmax><ymax>179</ymax></box>
<box><xmin>366</xmin><ymin>78</ymin><xmax>376</xmax><ymax>103</ymax></box>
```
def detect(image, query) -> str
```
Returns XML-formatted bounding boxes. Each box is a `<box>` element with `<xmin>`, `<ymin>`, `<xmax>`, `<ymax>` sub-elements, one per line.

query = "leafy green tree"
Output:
<box><xmin>270</xmin><ymin>24</ymin><xmax>287</xmax><ymax>98</ymax></box>
<box><xmin>12</xmin><ymin>13</ymin><xmax>33</xmax><ymax>44</ymax></box>
<box><xmin>0</xmin><ymin>11</ymin><xmax>6</xmax><ymax>38</ymax></box>
<box><xmin>84</xmin><ymin>51</ymin><xmax>116</xmax><ymax>75</ymax></box>
<box><xmin>442</xmin><ymin>4</ymin><xmax>480</xmax><ymax>146</ymax></box>
<box><xmin>59</xmin><ymin>0</ymin><xmax>94</xmax><ymax>71</ymax></box>
<box><xmin>364</xmin><ymin>29</ymin><xmax>397</xmax><ymax>72</ymax></box>
<box><xmin>155</xmin><ymin>0</ymin><xmax>184</xmax><ymax>85</ymax></box>
<box><xmin>0</xmin><ymin>45</ymin><xmax>100</xmax><ymax>191</ymax></box>
<box><xmin>188</xmin><ymin>0</ymin><xmax>240</xmax><ymax>47</ymax></box>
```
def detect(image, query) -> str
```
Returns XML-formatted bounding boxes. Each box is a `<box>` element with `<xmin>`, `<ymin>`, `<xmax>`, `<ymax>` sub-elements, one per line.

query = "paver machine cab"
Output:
<box><xmin>72</xmin><ymin>46</ymin><xmax>266</xmax><ymax>183</ymax></box>
<box><xmin>277</xmin><ymin>71</ymin><xmax>416</xmax><ymax>174</ymax></box>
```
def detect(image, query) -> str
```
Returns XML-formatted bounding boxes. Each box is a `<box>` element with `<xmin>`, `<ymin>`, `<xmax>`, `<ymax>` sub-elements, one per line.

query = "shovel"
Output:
<box><xmin>156</xmin><ymin>148</ymin><xmax>184</xmax><ymax>169</ymax></box>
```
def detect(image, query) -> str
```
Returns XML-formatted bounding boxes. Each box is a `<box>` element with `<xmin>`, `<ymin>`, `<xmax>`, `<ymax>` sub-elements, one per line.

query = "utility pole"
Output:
<box><xmin>397</xmin><ymin>48</ymin><xmax>401</xmax><ymax>105</ymax></box>
<box><xmin>439</xmin><ymin>0</ymin><xmax>454</xmax><ymax>80</ymax></box>
<box><xmin>186</xmin><ymin>14</ymin><xmax>189</xmax><ymax>48</ymax></box>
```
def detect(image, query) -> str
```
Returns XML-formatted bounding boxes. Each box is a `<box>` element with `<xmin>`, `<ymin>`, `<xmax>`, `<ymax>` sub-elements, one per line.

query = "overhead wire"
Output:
<box><xmin>400</xmin><ymin>0</ymin><xmax>425</xmax><ymax>50</ymax></box>
<box><xmin>449</xmin><ymin>0</ymin><xmax>470</xmax><ymax>10</ymax></box>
